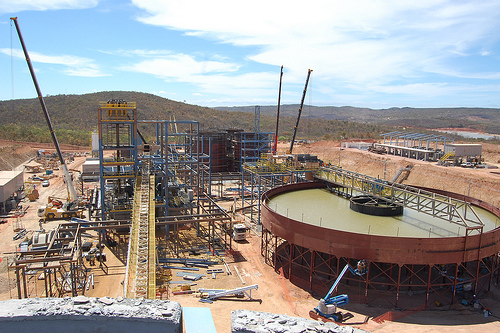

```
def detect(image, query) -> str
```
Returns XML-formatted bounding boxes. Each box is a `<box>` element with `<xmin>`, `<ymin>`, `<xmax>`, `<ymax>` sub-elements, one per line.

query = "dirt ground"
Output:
<box><xmin>0</xmin><ymin>139</ymin><xmax>499</xmax><ymax>333</ymax></box>
<box><xmin>291</xmin><ymin>140</ymin><xmax>500</xmax><ymax>208</ymax></box>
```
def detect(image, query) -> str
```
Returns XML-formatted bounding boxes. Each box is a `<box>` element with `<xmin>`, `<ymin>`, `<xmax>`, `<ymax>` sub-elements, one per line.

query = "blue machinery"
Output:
<box><xmin>311</xmin><ymin>260</ymin><xmax>367</xmax><ymax>322</ymax></box>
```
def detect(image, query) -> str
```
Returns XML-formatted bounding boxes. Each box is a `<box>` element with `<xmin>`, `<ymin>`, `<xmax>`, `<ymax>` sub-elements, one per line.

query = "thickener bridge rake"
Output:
<box><xmin>315</xmin><ymin>166</ymin><xmax>484</xmax><ymax>234</ymax></box>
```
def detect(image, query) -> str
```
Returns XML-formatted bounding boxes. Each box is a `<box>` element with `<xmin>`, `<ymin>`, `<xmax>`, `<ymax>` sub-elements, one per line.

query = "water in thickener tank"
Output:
<box><xmin>267</xmin><ymin>188</ymin><xmax>500</xmax><ymax>238</ymax></box>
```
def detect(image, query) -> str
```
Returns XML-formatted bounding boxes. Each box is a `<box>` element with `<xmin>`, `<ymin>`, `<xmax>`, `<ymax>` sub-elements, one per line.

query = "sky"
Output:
<box><xmin>2</xmin><ymin>0</ymin><xmax>500</xmax><ymax>109</ymax></box>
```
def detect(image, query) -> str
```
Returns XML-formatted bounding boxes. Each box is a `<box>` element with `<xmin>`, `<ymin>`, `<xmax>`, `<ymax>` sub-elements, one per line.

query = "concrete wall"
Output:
<box><xmin>0</xmin><ymin>297</ymin><xmax>369</xmax><ymax>333</ymax></box>
<box><xmin>82</xmin><ymin>159</ymin><xmax>100</xmax><ymax>181</ymax></box>
<box><xmin>82</xmin><ymin>159</ymin><xmax>100</xmax><ymax>174</ymax></box>
<box><xmin>0</xmin><ymin>297</ymin><xmax>181</xmax><ymax>333</ymax></box>
<box><xmin>341</xmin><ymin>141</ymin><xmax>373</xmax><ymax>150</ymax></box>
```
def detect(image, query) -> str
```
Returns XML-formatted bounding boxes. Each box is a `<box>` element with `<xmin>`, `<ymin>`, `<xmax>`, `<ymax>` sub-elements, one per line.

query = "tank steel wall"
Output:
<box><xmin>195</xmin><ymin>135</ymin><xmax>228</xmax><ymax>173</ymax></box>
<box><xmin>261</xmin><ymin>182</ymin><xmax>500</xmax><ymax>265</ymax></box>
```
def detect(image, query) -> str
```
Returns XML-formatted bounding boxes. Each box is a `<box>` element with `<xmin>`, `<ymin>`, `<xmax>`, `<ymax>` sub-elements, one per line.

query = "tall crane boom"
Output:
<box><xmin>287</xmin><ymin>69</ymin><xmax>312</xmax><ymax>154</ymax></box>
<box><xmin>273</xmin><ymin>65</ymin><xmax>283</xmax><ymax>155</ymax></box>
<box><xmin>10</xmin><ymin>17</ymin><xmax>77</xmax><ymax>201</ymax></box>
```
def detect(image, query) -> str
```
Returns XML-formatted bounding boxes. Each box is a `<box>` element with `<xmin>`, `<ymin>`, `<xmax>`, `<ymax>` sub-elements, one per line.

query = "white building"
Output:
<box><xmin>82</xmin><ymin>159</ymin><xmax>100</xmax><ymax>181</ymax></box>
<box><xmin>0</xmin><ymin>170</ymin><xmax>24</xmax><ymax>214</ymax></box>
<box><xmin>444</xmin><ymin>143</ymin><xmax>482</xmax><ymax>157</ymax></box>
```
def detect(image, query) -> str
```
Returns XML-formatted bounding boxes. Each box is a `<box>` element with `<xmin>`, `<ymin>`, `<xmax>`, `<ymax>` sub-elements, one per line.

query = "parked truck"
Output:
<box><xmin>233</xmin><ymin>223</ymin><xmax>247</xmax><ymax>241</ymax></box>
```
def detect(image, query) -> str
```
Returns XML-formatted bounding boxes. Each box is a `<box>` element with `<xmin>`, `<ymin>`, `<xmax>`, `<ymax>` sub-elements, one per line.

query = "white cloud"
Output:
<box><xmin>123</xmin><ymin>51</ymin><xmax>279</xmax><ymax>102</ymax></box>
<box><xmin>0</xmin><ymin>0</ymin><xmax>98</xmax><ymax>13</ymax></box>
<box><xmin>99</xmin><ymin>49</ymin><xmax>174</xmax><ymax>57</ymax></box>
<box><xmin>0</xmin><ymin>48</ymin><xmax>107</xmax><ymax>77</ymax></box>
<box><xmin>130</xmin><ymin>0</ymin><xmax>500</xmax><ymax>104</ymax></box>
<box><xmin>123</xmin><ymin>53</ymin><xmax>239</xmax><ymax>77</ymax></box>
<box><xmin>64</xmin><ymin>67</ymin><xmax>106</xmax><ymax>77</ymax></box>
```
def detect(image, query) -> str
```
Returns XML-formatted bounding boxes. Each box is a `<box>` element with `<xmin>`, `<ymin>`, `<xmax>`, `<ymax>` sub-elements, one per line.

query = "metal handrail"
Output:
<box><xmin>315</xmin><ymin>166</ymin><xmax>483</xmax><ymax>231</ymax></box>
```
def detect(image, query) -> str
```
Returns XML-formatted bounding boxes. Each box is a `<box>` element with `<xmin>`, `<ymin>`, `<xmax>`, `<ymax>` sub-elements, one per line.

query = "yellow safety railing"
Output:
<box><xmin>439</xmin><ymin>151</ymin><xmax>455</xmax><ymax>162</ymax></box>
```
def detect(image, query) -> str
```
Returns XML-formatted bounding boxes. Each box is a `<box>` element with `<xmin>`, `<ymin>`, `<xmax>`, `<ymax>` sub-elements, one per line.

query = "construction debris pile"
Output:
<box><xmin>231</xmin><ymin>310</ymin><xmax>368</xmax><ymax>333</ymax></box>
<box><xmin>33</xmin><ymin>151</ymin><xmax>78</xmax><ymax>171</ymax></box>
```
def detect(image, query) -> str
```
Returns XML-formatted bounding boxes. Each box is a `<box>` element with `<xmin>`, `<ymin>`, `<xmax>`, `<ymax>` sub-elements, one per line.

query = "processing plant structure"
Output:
<box><xmin>9</xmin><ymin>100</ymin><xmax>275</xmax><ymax>300</ymax></box>
<box><xmin>8</xmin><ymin>100</ymin><xmax>500</xmax><ymax>314</ymax></box>
<box><xmin>7</xmin><ymin>17</ymin><xmax>500</xmax><ymax>326</ymax></box>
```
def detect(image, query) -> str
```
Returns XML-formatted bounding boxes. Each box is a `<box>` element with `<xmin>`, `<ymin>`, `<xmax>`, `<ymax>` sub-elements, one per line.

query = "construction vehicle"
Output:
<box><xmin>232</xmin><ymin>223</ymin><xmax>247</xmax><ymax>241</ymax></box>
<box><xmin>287</xmin><ymin>69</ymin><xmax>312</xmax><ymax>154</ymax></box>
<box><xmin>37</xmin><ymin>196</ymin><xmax>85</xmax><ymax>220</ymax></box>
<box><xmin>310</xmin><ymin>260</ymin><xmax>368</xmax><ymax>322</ymax></box>
<box><xmin>37</xmin><ymin>202</ymin><xmax>84</xmax><ymax>220</ymax></box>
<box><xmin>11</xmin><ymin>17</ymin><xmax>78</xmax><ymax>202</ymax></box>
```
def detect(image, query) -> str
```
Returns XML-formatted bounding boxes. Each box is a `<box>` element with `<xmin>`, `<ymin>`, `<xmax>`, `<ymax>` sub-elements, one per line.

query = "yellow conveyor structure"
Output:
<box><xmin>124</xmin><ymin>162</ymin><xmax>156</xmax><ymax>299</ymax></box>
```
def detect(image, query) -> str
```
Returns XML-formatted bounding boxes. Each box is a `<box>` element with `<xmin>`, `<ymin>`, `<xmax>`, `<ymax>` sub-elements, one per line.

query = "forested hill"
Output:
<box><xmin>0</xmin><ymin>91</ymin><xmax>389</xmax><ymax>145</ymax></box>
<box><xmin>1</xmin><ymin>91</ymin><xmax>498</xmax><ymax>146</ymax></box>
<box><xmin>0</xmin><ymin>91</ymin><xmax>231</xmax><ymax>131</ymax></box>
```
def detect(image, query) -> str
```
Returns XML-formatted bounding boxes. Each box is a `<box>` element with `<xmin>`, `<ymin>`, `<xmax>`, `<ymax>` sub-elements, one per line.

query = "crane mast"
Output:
<box><xmin>287</xmin><ymin>69</ymin><xmax>312</xmax><ymax>154</ymax></box>
<box><xmin>273</xmin><ymin>65</ymin><xmax>283</xmax><ymax>155</ymax></box>
<box><xmin>10</xmin><ymin>17</ymin><xmax>77</xmax><ymax>201</ymax></box>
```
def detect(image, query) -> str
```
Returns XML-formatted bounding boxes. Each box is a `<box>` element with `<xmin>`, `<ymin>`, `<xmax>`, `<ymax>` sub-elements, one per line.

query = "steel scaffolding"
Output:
<box><xmin>241</xmin><ymin>154</ymin><xmax>317</xmax><ymax>225</ymax></box>
<box><xmin>98</xmin><ymin>101</ymin><xmax>138</xmax><ymax>220</ymax></box>
<box><xmin>261</xmin><ymin>228</ymin><xmax>498</xmax><ymax>309</ymax></box>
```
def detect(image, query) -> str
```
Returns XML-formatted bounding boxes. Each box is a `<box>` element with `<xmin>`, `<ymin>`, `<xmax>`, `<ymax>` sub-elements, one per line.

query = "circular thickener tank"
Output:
<box><xmin>261</xmin><ymin>181</ymin><xmax>500</xmax><ymax>308</ymax></box>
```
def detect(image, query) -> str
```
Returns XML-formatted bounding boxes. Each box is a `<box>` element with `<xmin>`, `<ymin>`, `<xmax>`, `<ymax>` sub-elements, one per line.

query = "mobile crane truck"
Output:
<box><xmin>310</xmin><ymin>260</ymin><xmax>368</xmax><ymax>322</ymax></box>
<box><xmin>37</xmin><ymin>196</ymin><xmax>85</xmax><ymax>220</ymax></box>
<box><xmin>11</xmin><ymin>17</ymin><xmax>85</xmax><ymax>221</ymax></box>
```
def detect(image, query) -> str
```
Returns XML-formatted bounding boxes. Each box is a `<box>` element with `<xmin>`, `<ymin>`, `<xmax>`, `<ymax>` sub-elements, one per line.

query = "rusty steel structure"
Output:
<box><xmin>261</xmin><ymin>181</ymin><xmax>500</xmax><ymax>309</ymax></box>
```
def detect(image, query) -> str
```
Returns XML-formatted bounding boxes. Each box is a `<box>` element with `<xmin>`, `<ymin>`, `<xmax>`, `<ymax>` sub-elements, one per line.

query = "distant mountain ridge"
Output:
<box><xmin>216</xmin><ymin>105</ymin><xmax>500</xmax><ymax>135</ymax></box>
<box><xmin>0</xmin><ymin>91</ymin><xmax>497</xmax><ymax>146</ymax></box>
